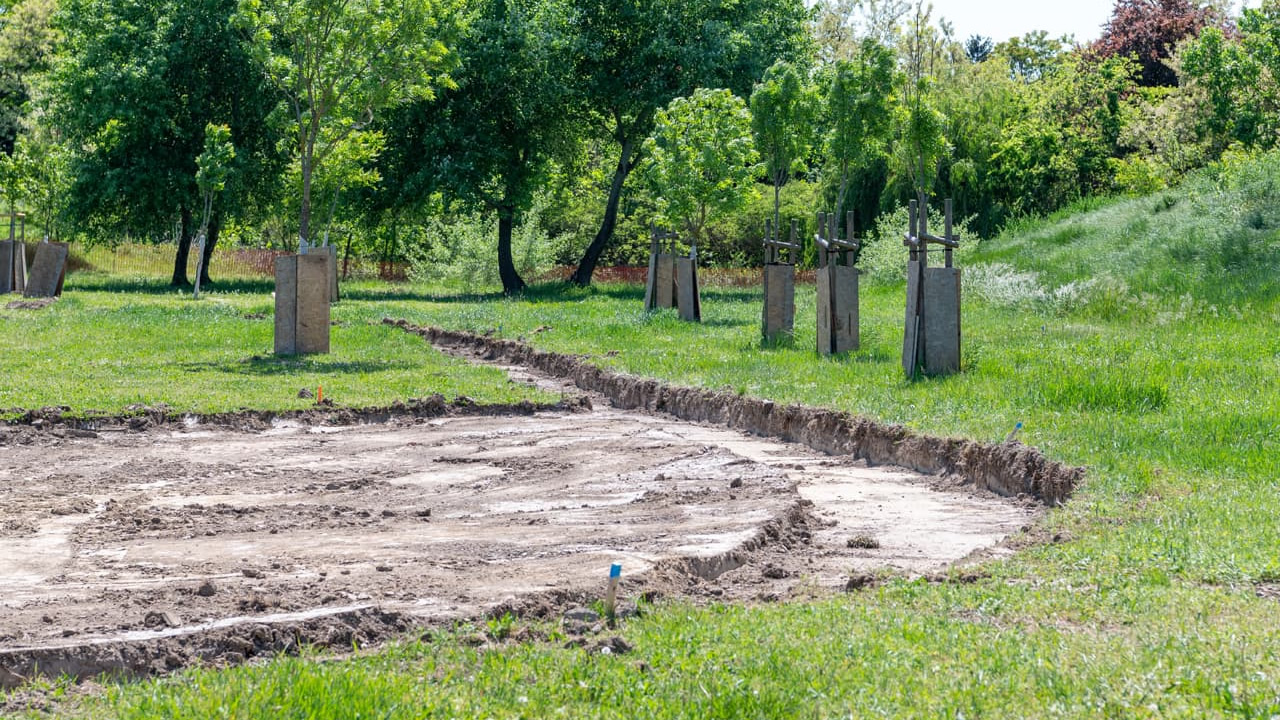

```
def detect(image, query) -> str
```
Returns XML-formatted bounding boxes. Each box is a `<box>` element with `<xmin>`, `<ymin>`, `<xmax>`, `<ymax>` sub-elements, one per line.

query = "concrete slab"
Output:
<box><xmin>0</xmin><ymin>241</ymin><xmax>25</xmax><ymax>294</ymax></box>
<box><xmin>762</xmin><ymin>264</ymin><xmax>795</xmax><ymax>341</ymax></box>
<box><xmin>676</xmin><ymin>257</ymin><xmax>701</xmax><ymax>322</ymax></box>
<box><xmin>296</xmin><ymin>254</ymin><xmax>331</xmax><ymax>354</ymax></box>
<box><xmin>923</xmin><ymin>267</ymin><xmax>961</xmax><ymax>375</ymax></box>
<box><xmin>274</xmin><ymin>256</ymin><xmax>299</xmax><ymax>355</ymax></box>
<box><xmin>23</xmin><ymin>243</ymin><xmax>68</xmax><ymax>299</ymax></box>
<box><xmin>902</xmin><ymin>260</ymin><xmax>922</xmax><ymax>375</ymax></box>
<box><xmin>655</xmin><ymin>254</ymin><xmax>675</xmax><ymax>309</ymax></box>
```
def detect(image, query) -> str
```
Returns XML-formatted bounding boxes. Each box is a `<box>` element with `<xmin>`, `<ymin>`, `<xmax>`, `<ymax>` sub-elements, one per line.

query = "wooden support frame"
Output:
<box><xmin>902</xmin><ymin>196</ymin><xmax>962</xmax><ymax>378</ymax></box>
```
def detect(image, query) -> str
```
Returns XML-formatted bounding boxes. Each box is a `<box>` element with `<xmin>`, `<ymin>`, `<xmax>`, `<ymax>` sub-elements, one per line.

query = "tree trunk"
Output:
<box><xmin>570</xmin><ymin>137</ymin><xmax>636</xmax><ymax>287</ymax></box>
<box><xmin>171</xmin><ymin>207</ymin><xmax>193</xmax><ymax>286</ymax></box>
<box><xmin>199</xmin><ymin>214</ymin><xmax>220</xmax><ymax>286</ymax></box>
<box><xmin>497</xmin><ymin>210</ymin><xmax>526</xmax><ymax>296</ymax></box>
<box><xmin>299</xmin><ymin>155</ymin><xmax>313</xmax><ymax>247</ymax></box>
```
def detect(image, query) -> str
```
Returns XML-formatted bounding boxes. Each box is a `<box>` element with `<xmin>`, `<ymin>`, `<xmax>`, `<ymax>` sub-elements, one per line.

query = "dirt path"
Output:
<box><xmin>0</xmin><ymin>336</ymin><xmax>1040</xmax><ymax>688</ymax></box>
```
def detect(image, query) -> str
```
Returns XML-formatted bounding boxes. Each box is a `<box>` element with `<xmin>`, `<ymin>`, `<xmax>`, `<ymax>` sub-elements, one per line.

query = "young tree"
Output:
<box><xmin>824</xmin><ymin>38</ymin><xmax>896</xmax><ymax>219</ymax></box>
<box><xmin>641</xmin><ymin>89</ymin><xmax>762</xmax><ymax>247</ymax></box>
<box><xmin>751</xmin><ymin>60</ymin><xmax>817</xmax><ymax>230</ymax></box>
<box><xmin>191</xmin><ymin>125</ymin><xmax>235</xmax><ymax>298</ymax></box>
<box><xmin>566</xmin><ymin>0</ymin><xmax>810</xmax><ymax>287</ymax></box>
<box><xmin>236</xmin><ymin>0</ymin><xmax>455</xmax><ymax>249</ymax></box>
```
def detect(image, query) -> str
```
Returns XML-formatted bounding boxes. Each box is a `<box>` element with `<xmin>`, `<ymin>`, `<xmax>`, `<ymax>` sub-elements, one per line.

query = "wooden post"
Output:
<box><xmin>605</xmin><ymin>563</ymin><xmax>622</xmax><ymax>620</ymax></box>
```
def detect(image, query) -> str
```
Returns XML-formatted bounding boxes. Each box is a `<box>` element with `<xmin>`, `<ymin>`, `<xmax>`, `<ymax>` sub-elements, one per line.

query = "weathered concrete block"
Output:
<box><xmin>762</xmin><ymin>263</ymin><xmax>795</xmax><ymax>341</ymax></box>
<box><xmin>0</xmin><ymin>241</ymin><xmax>26</xmax><ymax>295</ymax></box>
<box><xmin>922</xmin><ymin>267</ymin><xmax>961</xmax><ymax>375</ymax></box>
<box><xmin>817</xmin><ymin>264</ymin><xmax>858</xmax><ymax>355</ymax></box>
<box><xmin>675</xmin><ymin>257</ymin><xmax>701</xmax><ymax>322</ymax></box>
<box><xmin>23</xmin><ymin>242</ymin><xmax>68</xmax><ymax>298</ymax></box>
<box><xmin>902</xmin><ymin>260</ymin><xmax>922</xmax><ymax>375</ymax></box>
<box><xmin>654</xmin><ymin>254</ymin><xmax>675</xmax><ymax>310</ymax></box>
<box><xmin>303</xmin><ymin>244</ymin><xmax>339</xmax><ymax>303</ymax></box>
<box><xmin>275</xmin><ymin>254</ymin><xmax>331</xmax><ymax>355</ymax></box>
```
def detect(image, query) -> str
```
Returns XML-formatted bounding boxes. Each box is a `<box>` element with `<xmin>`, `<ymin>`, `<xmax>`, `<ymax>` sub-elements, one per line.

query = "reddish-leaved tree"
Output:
<box><xmin>1093</xmin><ymin>0</ymin><xmax>1217</xmax><ymax>86</ymax></box>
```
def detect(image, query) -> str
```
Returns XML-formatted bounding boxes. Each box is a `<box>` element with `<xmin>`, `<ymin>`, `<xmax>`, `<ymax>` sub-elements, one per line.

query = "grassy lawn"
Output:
<box><xmin>8</xmin><ymin>181</ymin><xmax>1280</xmax><ymax>716</ymax></box>
<box><xmin>0</xmin><ymin>276</ymin><xmax>555</xmax><ymax>416</ymax></box>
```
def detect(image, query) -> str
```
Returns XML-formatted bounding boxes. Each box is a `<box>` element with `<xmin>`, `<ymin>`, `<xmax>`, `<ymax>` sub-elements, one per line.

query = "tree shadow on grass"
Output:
<box><xmin>68</xmin><ymin>275</ymin><xmax>275</xmax><ymax>296</ymax></box>
<box><xmin>178</xmin><ymin>355</ymin><xmax>419</xmax><ymax>376</ymax></box>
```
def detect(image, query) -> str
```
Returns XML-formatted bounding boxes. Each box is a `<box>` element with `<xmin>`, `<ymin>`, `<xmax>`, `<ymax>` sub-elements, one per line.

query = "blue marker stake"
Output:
<box><xmin>1005</xmin><ymin>422</ymin><xmax>1024</xmax><ymax>444</ymax></box>
<box><xmin>606</xmin><ymin>564</ymin><xmax>622</xmax><ymax>619</ymax></box>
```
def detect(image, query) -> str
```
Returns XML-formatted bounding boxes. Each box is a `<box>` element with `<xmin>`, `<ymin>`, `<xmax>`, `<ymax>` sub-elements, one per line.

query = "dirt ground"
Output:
<box><xmin>0</xmin><ymin>348</ymin><xmax>1038</xmax><ymax>687</ymax></box>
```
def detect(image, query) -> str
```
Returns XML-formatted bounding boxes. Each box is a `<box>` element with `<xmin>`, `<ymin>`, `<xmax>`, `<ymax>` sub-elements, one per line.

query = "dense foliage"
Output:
<box><xmin>0</xmin><ymin>0</ymin><xmax>1276</xmax><ymax>287</ymax></box>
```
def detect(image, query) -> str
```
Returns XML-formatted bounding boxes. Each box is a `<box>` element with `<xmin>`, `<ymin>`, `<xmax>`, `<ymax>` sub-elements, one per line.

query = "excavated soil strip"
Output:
<box><xmin>386</xmin><ymin>320</ymin><xmax>1084</xmax><ymax>506</ymax></box>
<box><xmin>0</xmin><ymin>324</ymin><xmax>1061</xmax><ymax>695</ymax></box>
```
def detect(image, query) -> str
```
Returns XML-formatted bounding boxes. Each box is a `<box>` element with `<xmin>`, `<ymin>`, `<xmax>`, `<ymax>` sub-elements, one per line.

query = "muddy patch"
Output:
<box><xmin>387</xmin><ymin>321</ymin><xmax>1084</xmax><ymax>506</ymax></box>
<box><xmin>0</xmin><ymin>402</ymin><xmax>1032</xmax><ymax>687</ymax></box>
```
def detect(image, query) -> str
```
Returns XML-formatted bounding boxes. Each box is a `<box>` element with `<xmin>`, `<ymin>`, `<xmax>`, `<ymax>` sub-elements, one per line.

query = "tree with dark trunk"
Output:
<box><xmin>376</xmin><ymin>0</ymin><xmax>579</xmax><ymax>295</ymax></box>
<box><xmin>567</xmin><ymin>0</ymin><xmax>811</xmax><ymax>287</ymax></box>
<box><xmin>52</xmin><ymin>0</ymin><xmax>282</xmax><ymax>286</ymax></box>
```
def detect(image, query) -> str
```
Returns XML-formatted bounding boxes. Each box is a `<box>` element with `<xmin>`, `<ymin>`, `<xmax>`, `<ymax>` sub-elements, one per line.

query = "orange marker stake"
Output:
<box><xmin>317</xmin><ymin>386</ymin><xmax>323</xmax><ymax>404</ymax></box>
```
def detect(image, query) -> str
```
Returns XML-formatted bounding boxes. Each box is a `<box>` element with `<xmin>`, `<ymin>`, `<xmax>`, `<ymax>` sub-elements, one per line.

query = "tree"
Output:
<box><xmin>750</xmin><ymin>60</ymin><xmax>817</xmax><ymax>230</ymax></box>
<box><xmin>824</xmin><ymin>37</ymin><xmax>896</xmax><ymax>220</ymax></box>
<box><xmin>640</xmin><ymin>88</ymin><xmax>761</xmax><ymax>246</ymax></box>
<box><xmin>898</xmin><ymin>2</ymin><xmax>948</xmax><ymax>197</ymax></box>
<box><xmin>0</xmin><ymin>0</ymin><xmax>58</xmax><ymax>156</ymax></box>
<box><xmin>236</xmin><ymin>0</ymin><xmax>455</xmax><ymax>249</ymax></box>
<box><xmin>566</xmin><ymin>0</ymin><xmax>810</xmax><ymax>287</ymax></box>
<box><xmin>812</xmin><ymin>0</ymin><xmax>910</xmax><ymax>61</ymax></box>
<box><xmin>52</xmin><ymin>0</ymin><xmax>283</xmax><ymax>285</ymax></box>
<box><xmin>965</xmin><ymin>34</ymin><xmax>993</xmax><ymax>63</ymax></box>
<box><xmin>376</xmin><ymin>0</ymin><xmax>579</xmax><ymax>295</ymax></box>
<box><xmin>1093</xmin><ymin>0</ymin><xmax>1216</xmax><ymax>87</ymax></box>
<box><xmin>996</xmin><ymin>30</ymin><xmax>1072</xmax><ymax>82</ymax></box>
<box><xmin>1180</xmin><ymin>3</ymin><xmax>1280</xmax><ymax>151</ymax></box>
<box><xmin>193</xmin><ymin>123</ymin><xmax>235</xmax><ymax>298</ymax></box>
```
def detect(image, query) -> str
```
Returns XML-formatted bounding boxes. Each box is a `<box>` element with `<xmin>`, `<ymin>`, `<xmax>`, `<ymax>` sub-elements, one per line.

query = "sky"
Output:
<box><xmin>927</xmin><ymin>0</ymin><xmax>1263</xmax><ymax>45</ymax></box>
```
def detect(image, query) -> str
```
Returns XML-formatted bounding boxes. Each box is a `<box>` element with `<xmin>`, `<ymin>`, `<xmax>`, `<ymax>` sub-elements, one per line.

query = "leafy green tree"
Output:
<box><xmin>236</xmin><ymin>0</ymin><xmax>455</xmax><ymax>249</ymax></box>
<box><xmin>193</xmin><ymin>123</ymin><xmax>235</xmax><ymax>298</ymax></box>
<box><xmin>0</xmin><ymin>0</ymin><xmax>58</xmax><ymax>156</ymax></box>
<box><xmin>640</xmin><ymin>88</ymin><xmax>761</xmax><ymax>246</ymax></box>
<box><xmin>823</xmin><ymin>38</ymin><xmax>896</xmax><ymax>220</ymax></box>
<box><xmin>996</xmin><ymin>30</ymin><xmax>1072</xmax><ymax>82</ymax></box>
<box><xmin>751</xmin><ymin>60</ymin><xmax>817</xmax><ymax>230</ymax></box>
<box><xmin>567</xmin><ymin>0</ymin><xmax>811</xmax><ymax>286</ymax></box>
<box><xmin>52</xmin><ymin>0</ymin><xmax>283</xmax><ymax>285</ymax></box>
<box><xmin>1180</xmin><ymin>3</ymin><xmax>1280</xmax><ymax>152</ymax></box>
<box><xmin>376</xmin><ymin>0</ymin><xmax>579</xmax><ymax>294</ymax></box>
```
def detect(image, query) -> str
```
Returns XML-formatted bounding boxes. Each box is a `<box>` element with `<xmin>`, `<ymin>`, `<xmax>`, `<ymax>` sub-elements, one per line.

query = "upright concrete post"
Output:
<box><xmin>675</xmin><ymin>252</ymin><xmax>701</xmax><ymax>322</ymax></box>
<box><xmin>304</xmin><ymin>244</ymin><xmax>340</xmax><ymax>303</ymax></box>
<box><xmin>644</xmin><ymin>225</ymin><xmax>678</xmax><ymax>311</ymax></box>
<box><xmin>816</xmin><ymin>211</ymin><xmax>859</xmax><ymax>355</ymax></box>
<box><xmin>902</xmin><ymin>197</ymin><xmax>961</xmax><ymax>377</ymax></box>
<box><xmin>762</xmin><ymin>219</ymin><xmax>798</xmax><ymax>342</ymax></box>
<box><xmin>0</xmin><ymin>241</ymin><xmax>25</xmax><ymax>295</ymax></box>
<box><xmin>275</xmin><ymin>254</ymin><xmax>331</xmax><ymax>355</ymax></box>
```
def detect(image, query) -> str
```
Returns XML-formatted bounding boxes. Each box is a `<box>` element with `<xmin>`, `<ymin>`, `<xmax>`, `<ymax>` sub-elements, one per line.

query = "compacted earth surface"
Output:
<box><xmin>0</xmin><ymin>350</ymin><xmax>1038</xmax><ymax>687</ymax></box>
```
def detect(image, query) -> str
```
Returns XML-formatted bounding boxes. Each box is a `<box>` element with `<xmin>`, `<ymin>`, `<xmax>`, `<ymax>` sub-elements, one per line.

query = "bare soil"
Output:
<box><xmin>0</xmin><ymin>326</ymin><xmax>1052</xmax><ymax>690</ymax></box>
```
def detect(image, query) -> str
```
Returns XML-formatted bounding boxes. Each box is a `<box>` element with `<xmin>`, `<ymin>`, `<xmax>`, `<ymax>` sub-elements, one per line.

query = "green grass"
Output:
<box><xmin>10</xmin><ymin>155</ymin><xmax>1280</xmax><ymax>717</ymax></box>
<box><xmin>0</xmin><ymin>275</ymin><xmax>554</xmax><ymax>416</ymax></box>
